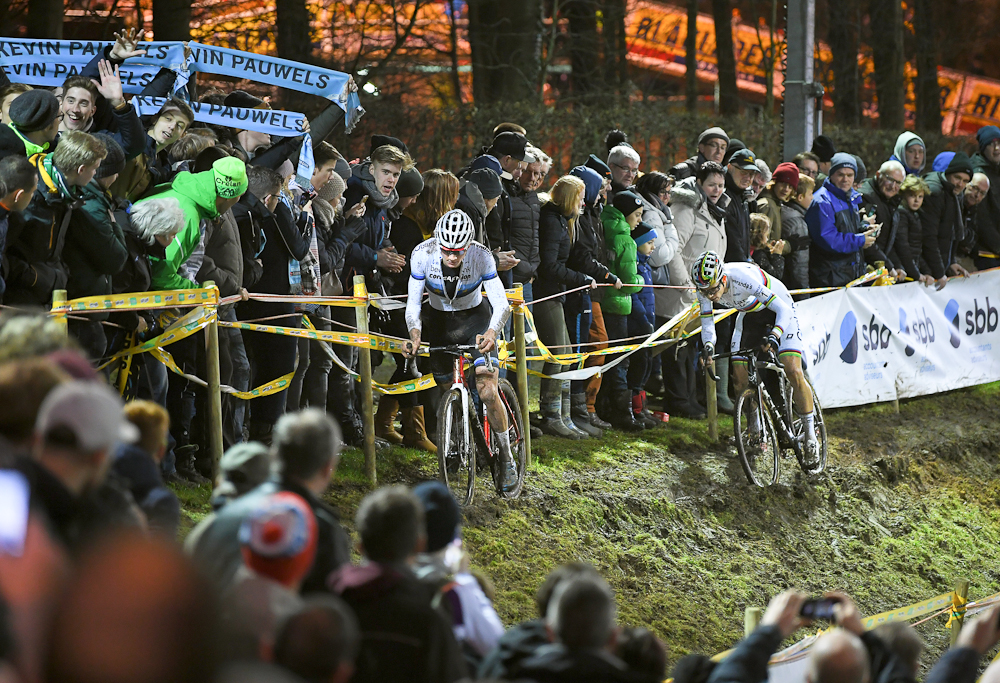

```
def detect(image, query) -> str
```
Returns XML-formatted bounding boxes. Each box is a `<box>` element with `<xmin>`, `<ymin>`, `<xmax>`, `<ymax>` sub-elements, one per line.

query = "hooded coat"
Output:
<box><xmin>328</xmin><ymin>562</ymin><xmax>467</xmax><ymax>683</ymax></box>
<box><xmin>508</xmin><ymin>182</ymin><xmax>541</xmax><ymax>284</ymax></box>
<box><xmin>889</xmin><ymin>132</ymin><xmax>927</xmax><ymax>176</ymax></box>
<box><xmin>858</xmin><ymin>176</ymin><xmax>897</xmax><ymax>269</ymax></box>
<box><xmin>534</xmin><ymin>202</ymin><xmax>592</xmax><ymax>304</ymax></box>
<box><xmin>805</xmin><ymin>178</ymin><xmax>866</xmax><ymax>287</ymax></box>
<box><xmin>63</xmin><ymin>179</ymin><xmax>129</xmax><ymax>320</ymax></box>
<box><xmin>971</xmin><ymin>151</ymin><xmax>1000</xmax><ymax>256</ymax></box>
<box><xmin>779</xmin><ymin>200</ymin><xmax>811</xmax><ymax>290</ymax></box>
<box><xmin>723</xmin><ymin>172</ymin><xmax>752</xmax><ymax>262</ymax></box>
<box><xmin>344</xmin><ymin>162</ymin><xmax>395</xmax><ymax>281</ymax></box>
<box><xmin>565</xmin><ymin>169</ymin><xmax>615</xmax><ymax>288</ymax></box>
<box><xmin>668</xmin><ymin>176</ymin><xmax>729</xmax><ymax>315</ymax></box>
<box><xmin>600</xmin><ymin>205</ymin><xmax>644</xmax><ymax>315</ymax></box>
<box><xmin>637</xmin><ymin>190</ymin><xmax>679</xmax><ymax>317</ymax></box>
<box><xmin>138</xmin><ymin>170</ymin><xmax>222</xmax><ymax>290</ymax></box>
<box><xmin>892</xmin><ymin>203</ymin><xmax>928</xmax><ymax>278</ymax></box>
<box><xmin>918</xmin><ymin>171</ymin><xmax>964</xmax><ymax>279</ymax></box>
<box><xmin>4</xmin><ymin>154</ymin><xmax>77</xmax><ymax>305</ymax></box>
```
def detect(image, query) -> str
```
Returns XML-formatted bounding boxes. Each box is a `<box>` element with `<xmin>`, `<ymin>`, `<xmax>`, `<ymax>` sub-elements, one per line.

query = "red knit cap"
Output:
<box><xmin>239</xmin><ymin>492</ymin><xmax>318</xmax><ymax>588</ymax></box>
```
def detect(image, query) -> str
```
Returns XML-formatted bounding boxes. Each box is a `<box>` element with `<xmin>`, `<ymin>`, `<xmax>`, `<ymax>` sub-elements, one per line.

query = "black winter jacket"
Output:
<box><xmin>972</xmin><ymin>152</ymin><xmax>1000</xmax><ymax>255</ymax></box>
<box><xmin>231</xmin><ymin>193</ymin><xmax>310</xmax><ymax>295</ymax></box>
<box><xmin>512</xmin><ymin>643</ymin><xmax>658</xmax><ymax>683</ymax></box>
<box><xmin>859</xmin><ymin>177</ymin><xmax>898</xmax><ymax>268</ymax></box>
<box><xmin>891</xmin><ymin>204</ymin><xmax>927</xmax><ymax>278</ymax></box>
<box><xmin>723</xmin><ymin>173</ymin><xmax>752</xmax><ymax>263</ymax></box>
<box><xmin>534</xmin><ymin>203</ymin><xmax>593</xmax><ymax>304</ymax></box>
<box><xmin>919</xmin><ymin>172</ymin><xmax>963</xmax><ymax>278</ymax></box>
<box><xmin>509</xmin><ymin>183</ymin><xmax>541</xmax><ymax>284</ymax></box>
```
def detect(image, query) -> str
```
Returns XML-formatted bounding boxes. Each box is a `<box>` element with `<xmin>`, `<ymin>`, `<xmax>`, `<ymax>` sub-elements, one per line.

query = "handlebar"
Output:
<box><xmin>404</xmin><ymin>343</ymin><xmax>495</xmax><ymax>377</ymax></box>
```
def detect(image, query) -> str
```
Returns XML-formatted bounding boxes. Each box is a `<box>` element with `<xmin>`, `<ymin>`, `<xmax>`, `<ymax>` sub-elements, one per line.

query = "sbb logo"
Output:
<box><xmin>861</xmin><ymin>315</ymin><xmax>892</xmax><ymax>352</ymax></box>
<box><xmin>964</xmin><ymin>297</ymin><xmax>998</xmax><ymax>336</ymax></box>
<box><xmin>899</xmin><ymin>307</ymin><xmax>935</xmax><ymax>357</ymax></box>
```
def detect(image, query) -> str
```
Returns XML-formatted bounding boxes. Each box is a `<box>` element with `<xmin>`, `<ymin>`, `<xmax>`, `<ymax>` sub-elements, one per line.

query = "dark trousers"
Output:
<box><xmin>239</xmin><ymin>300</ymin><xmax>298</xmax><ymax>426</ymax></box>
<box><xmin>598</xmin><ymin>312</ymin><xmax>629</xmax><ymax>397</ymax></box>
<box><xmin>626</xmin><ymin>310</ymin><xmax>653</xmax><ymax>394</ymax></box>
<box><xmin>661</xmin><ymin>340</ymin><xmax>699</xmax><ymax>411</ymax></box>
<box><xmin>69</xmin><ymin>318</ymin><xmax>108</xmax><ymax>362</ymax></box>
<box><xmin>219</xmin><ymin>307</ymin><xmax>250</xmax><ymax>448</ymax></box>
<box><xmin>326</xmin><ymin>306</ymin><xmax>360</xmax><ymax>440</ymax></box>
<box><xmin>287</xmin><ymin>307</ymin><xmax>333</xmax><ymax>411</ymax></box>
<box><xmin>564</xmin><ymin>291</ymin><xmax>592</xmax><ymax>395</ymax></box>
<box><xmin>385</xmin><ymin>308</ymin><xmax>418</xmax><ymax>408</ymax></box>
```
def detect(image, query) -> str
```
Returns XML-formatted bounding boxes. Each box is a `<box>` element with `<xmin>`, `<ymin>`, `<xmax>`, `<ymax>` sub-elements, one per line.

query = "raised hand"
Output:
<box><xmin>110</xmin><ymin>28</ymin><xmax>147</xmax><ymax>61</ymax></box>
<box><xmin>92</xmin><ymin>60</ymin><xmax>125</xmax><ymax>108</ymax></box>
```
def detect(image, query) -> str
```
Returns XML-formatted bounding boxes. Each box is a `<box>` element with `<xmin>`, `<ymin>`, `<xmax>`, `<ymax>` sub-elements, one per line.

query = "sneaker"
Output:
<box><xmin>802</xmin><ymin>436</ymin><xmax>821</xmax><ymax>471</ymax></box>
<box><xmin>502</xmin><ymin>459</ymin><xmax>518</xmax><ymax>491</ymax></box>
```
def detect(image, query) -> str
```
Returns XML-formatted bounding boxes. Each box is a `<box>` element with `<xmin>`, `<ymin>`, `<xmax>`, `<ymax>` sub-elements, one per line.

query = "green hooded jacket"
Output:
<box><xmin>137</xmin><ymin>170</ymin><xmax>220</xmax><ymax>291</ymax></box>
<box><xmin>600</xmin><ymin>205</ymin><xmax>643</xmax><ymax>316</ymax></box>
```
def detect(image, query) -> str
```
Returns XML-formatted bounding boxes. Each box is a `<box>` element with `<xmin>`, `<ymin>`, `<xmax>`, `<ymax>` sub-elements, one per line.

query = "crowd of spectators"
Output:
<box><xmin>1</xmin><ymin>31</ymin><xmax>999</xmax><ymax>458</ymax></box>
<box><xmin>2</xmin><ymin>27</ymin><xmax>1000</xmax><ymax>683</ymax></box>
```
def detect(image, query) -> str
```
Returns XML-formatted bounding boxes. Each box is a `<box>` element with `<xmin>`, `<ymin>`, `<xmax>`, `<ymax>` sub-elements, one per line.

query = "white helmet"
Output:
<box><xmin>435</xmin><ymin>209</ymin><xmax>475</xmax><ymax>250</ymax></box>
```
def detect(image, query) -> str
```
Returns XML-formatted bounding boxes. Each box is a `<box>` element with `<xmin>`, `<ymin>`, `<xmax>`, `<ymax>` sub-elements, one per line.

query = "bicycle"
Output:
<box><xmin>715</xmin><ymin>347</ymin><xmax>828</xmax><ymax>487</ymax></box>
<box><xmin>410</xmin><ymin>345</ymin><xmax>526</xmax><ymax>505</ymax></box>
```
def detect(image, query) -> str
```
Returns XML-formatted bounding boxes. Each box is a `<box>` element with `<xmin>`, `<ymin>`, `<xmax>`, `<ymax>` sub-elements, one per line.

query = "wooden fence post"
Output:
<box><xmin>744</xmin><ymin>607</ymin><xmax>762</xmax><ymax>637</ymax></box>
<box><xmin>203</xmin><ymin>281</ymin><xmax>224</xmax><ymax>482</ymax></box>
<box><xmin>514</xmin><ymin>304</ymin><xmax>531</xmax><ymax>467</ymax></box>
<box><xmin>706</xmin><ymin>370</ymin><xmax>718</xmax><ymax>442</ymax></box>
<box><xmin>51</xmin><ymin>289</ymin><xmax>68</xmax><ymax>337</ymax></box>
<box><xmin>354</xmin><ymin>276</ymin><xmax>377</xmax><ymax>485</ymax></box>
<box><xmin>950</xmin><ymin>578</ymin><xmax>970</xmax><ymax>646</ymax></box>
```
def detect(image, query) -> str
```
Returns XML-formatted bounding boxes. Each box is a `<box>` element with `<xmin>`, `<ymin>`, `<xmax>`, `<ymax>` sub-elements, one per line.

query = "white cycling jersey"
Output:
<box><xmin>405</xmin><ymin>237</ymin><xmax>510</xmax><ymax>333</ymax></box>
<box><xmin>698</xmin><ymin>261</ymin><xmax>797</xmax><ymax>349</ymax></box>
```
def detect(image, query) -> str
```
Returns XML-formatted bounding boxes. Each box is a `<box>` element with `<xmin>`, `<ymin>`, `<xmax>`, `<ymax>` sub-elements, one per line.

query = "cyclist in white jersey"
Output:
<box><xmin>691</xmin><ymin>250</ymin><xmax>820</xmax><ymax>463</ymax></box>
<box><xmin>402</xmin><ymin>210</ymin><xmax>516</xmax><ymax>487</ymax></box>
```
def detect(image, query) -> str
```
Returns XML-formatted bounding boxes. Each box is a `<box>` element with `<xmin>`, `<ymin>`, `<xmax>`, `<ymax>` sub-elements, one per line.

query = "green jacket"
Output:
<box><xmin>600</xmin><ymin>205</ymin><xmax>643</xmax><ymax>315</ymax></box>
<box><xmin>137</xmin><ymin>170</ymin><xmax>220</xmax><ymax>291</ymax></box>
<box><xmin>63</xmin><ymin>181</ymin><xmax>128</xmax><ymax>320</ymax></box>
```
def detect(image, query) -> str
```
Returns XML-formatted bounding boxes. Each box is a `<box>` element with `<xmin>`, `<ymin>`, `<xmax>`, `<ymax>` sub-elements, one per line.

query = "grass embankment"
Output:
<box><xmin>177</xmin><ymin>381</ymin><xmax>1000</xmax><ymax>670</ymax></box>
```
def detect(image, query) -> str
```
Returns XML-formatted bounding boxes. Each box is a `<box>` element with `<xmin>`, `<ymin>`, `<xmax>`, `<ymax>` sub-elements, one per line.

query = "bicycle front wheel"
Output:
<box><xmin>735</xmin><ymin>387</ymin><xmax>780</xmax><ymax>487</ymax></box>
<box><xmin>488</xmin><ymin>379</ymin><xmax>526</xmax><ymax>499</ymax></box>
<box><xmin>437</xmin><ymin>389</ymin><xmax>475</xmax><ymax>506</ymax></box>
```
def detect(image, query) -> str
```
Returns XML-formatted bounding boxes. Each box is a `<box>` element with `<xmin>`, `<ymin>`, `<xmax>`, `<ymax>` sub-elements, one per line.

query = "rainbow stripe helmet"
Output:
<box><xmin>691</xmin><ymin>251</ymin><xmax>725</xmax><ymax>290</ymax></box>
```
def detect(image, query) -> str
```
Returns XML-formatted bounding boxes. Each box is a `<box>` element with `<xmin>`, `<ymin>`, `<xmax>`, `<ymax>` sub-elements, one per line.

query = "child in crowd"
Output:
<box><xmin>779</xmin><ymin>172</ymin><xmax>815</xmax><ymax>293</ymax></box>
<box><xmin>112</xmin><ymin>400</ymin><xmax>180</xmax><ymax>538</ymax></box>
<box><xmin>891</xmin><ymin>175</ymin><xmax>934</xmax><ymax>286</ymax></box>
<box><xmin>749</xmin><ymin>212</ymin><xmax>784</xmax><ymax>279</ymax></box>
<box><xmin>629</xmin><ymin>222</ymin><xmax>660</xmax><ymax>428</ymax></box>
<box><xmin>0</xmin><ymin>155</ymin><xmax>39</xmax><ymax>302</ymax></box>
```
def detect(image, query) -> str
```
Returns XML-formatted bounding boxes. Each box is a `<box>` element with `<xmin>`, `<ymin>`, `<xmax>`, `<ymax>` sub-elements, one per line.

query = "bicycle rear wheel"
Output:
<box><xmin>487</xmin><ymin>379</ymin><xmax>526</xmax><ymax>499</ymax></box>
<box><xmin>437</xmin><ymin>389</ymin><xmax>475</xmax><ymax>505</ymax></box>
<box><xmin>735</xmin><ymin>387</ymin><xmax>780</xmax><ymax>487</ymax></box>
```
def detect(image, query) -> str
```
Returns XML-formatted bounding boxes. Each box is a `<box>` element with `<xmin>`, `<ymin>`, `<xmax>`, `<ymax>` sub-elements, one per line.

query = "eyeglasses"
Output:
<box><xmin>611</xmin><ymin>162</ymin><xmax>638</xmax><ymax>175</ymax></box>
<box><xmin>441</xmin><ymin>247</ymin><xmax>467</xmax><ymax>256</ymax></box>
<box><xmin>881</xmin><ymin>176</ymin><xmax>903</xmax><ymax>187</ymax></box>
<box><xmin>703</xmin><ymin>282</ymin><xmax>724</xmax><ymax>296</ymax></box>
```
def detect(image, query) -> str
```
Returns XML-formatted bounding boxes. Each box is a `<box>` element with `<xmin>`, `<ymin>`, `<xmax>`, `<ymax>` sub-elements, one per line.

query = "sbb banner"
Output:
<box><xmin>795</xmin><ymin>270</ymin><xmax>1000</xmax><ymax>409</ymax></box>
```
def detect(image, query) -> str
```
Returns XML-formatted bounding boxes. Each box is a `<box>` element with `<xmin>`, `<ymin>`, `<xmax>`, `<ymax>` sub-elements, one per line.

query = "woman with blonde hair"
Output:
<box><xmin>376</xmin><ymin>168</ymin><xmax>461</xmax><ymax>452</ymax></box>
<box><xmin>533</xmin><ymin>175</ymin><xmax>599</xmax><ymax>439</ymax></box>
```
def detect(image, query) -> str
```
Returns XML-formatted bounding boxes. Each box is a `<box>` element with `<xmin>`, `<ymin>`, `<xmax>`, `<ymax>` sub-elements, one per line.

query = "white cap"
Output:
<box><xmin>35</xmin><ymin>381</ymin><xmax>139</xmax><ymax>452</ymax></box>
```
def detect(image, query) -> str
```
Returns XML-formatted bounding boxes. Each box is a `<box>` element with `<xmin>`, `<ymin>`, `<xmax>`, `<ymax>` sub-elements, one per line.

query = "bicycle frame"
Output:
<box><xmin>727</xmin><ymin>349</ymin><xmax>799</xmax><ymax>446</ymax></box>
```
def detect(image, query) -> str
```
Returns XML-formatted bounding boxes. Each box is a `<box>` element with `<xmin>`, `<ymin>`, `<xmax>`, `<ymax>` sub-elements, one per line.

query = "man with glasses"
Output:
<box><xmin>957</xmin><ymin>172</ymin><xmax>991</xmax><ymax>272</ymax></box>
<box><xmin>607</xmin><ymin>144</ymin><xmax>640</xmax><ymax>197</ymax></box>
<box><xmin>793</xmin><ymin>151</ymin><xmax>821</xmax><ymax>180</ymax></box>
<box><xmin>860</xmin><ymin>160</ymin><xmax>906</xmax><ymax>281</ymax></box>
<box><xmin>669</xmin><ymin>127</ymin><xmax>729</xmax><ymax>181</ymax></box>
<box><xmin>972</xmin><ymin>126</ymin><xmax>1000</xmax><ymax>270</ymax></box>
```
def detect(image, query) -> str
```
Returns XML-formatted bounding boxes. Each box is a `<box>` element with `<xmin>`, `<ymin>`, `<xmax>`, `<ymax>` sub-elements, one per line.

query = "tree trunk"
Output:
<box><xmin>601</xmin><ymin>0</ymin><xmax>628</xmax><ymax>95</ymax></box>
<box><xmin>827</xmin><ymin>0</ymin><xmax>860</xmax><ymax>126</ymax></box>
<box><xmin>151</xmin><ymin>0</ymin><xmax>190</xmax><ymax>40</ymax></box>
<box><xmin>275</xmin><ymin>0</ymin><xmax>314</xmax><ymax>64</ymax></box>
<box><xmin>913</xmin><ymin>0</ymin><xmax>942</xmax><ymax>133</ymax></box>
<box><xmin>567</xmin><ymin>0</ymin><xmax>601</xmax><ymax>99</ymax></box>
<box><xmin>711</xmin><ymin>0</ymin><xmax>740</xmax><ymax>115</ymax></box>
<box><xmin>468</xmin><ymin>0</ymin><xmax>502</xmax><ymax>104</ymax></box>
<box><xmin>448</xmin><ymin>0</ymin><xmax>465</xmax><ymax>105</ymax></box>
<box><xmin>685</xmin><ymin>0</ymin><xmax>698</xmax><ymax>111</ymax></box>
<box><xmin>27</xmin><ymin>0</ymin><xmax>63</xmax><ymax>39</ymax></box>
<box><xmin>868</xmin><ymin>0</ymin><xmax>904</xmax><ymax>129</ymax></box>
<box><xmin>497</xmin><ymin>0</ymin><xmax>541</xmax><ymax>101</ymax></box>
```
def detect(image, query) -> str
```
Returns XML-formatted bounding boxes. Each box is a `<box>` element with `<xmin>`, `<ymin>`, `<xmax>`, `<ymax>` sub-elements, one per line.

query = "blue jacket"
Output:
<box><xmin>805</xmin><ymin>178</ymin><xmax>866</xmax><ymax>287</ymax></box>
<box><xmin>631</xmin><ymin>252</ymin><xmax>655</xmax><ymax>326</ymax></box>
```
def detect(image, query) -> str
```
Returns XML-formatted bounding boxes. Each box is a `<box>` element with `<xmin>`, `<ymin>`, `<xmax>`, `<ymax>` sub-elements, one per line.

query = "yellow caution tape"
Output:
<box><xmin>220</xmin><ymin>318</ymin><xmax>412</xmax><ymax>354</ymax></box>
<box><xmin>61</xmin><ymin>286</ymin><xmax>219</xmax><ymax>312</ymax></box>
<box><xmin>946</xmin><ymin>591</ymin><xmax>969</xmax><ymax>629</ymax></box>
<box><xmin>863</xmin><ymin>592</ymin><xmax>955</xmax><ymax>630</ymax></box>
<box><xmin>98</xmin><ymin>307</ymin><xmax>216</xmax><ymax>370</ymax></box>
